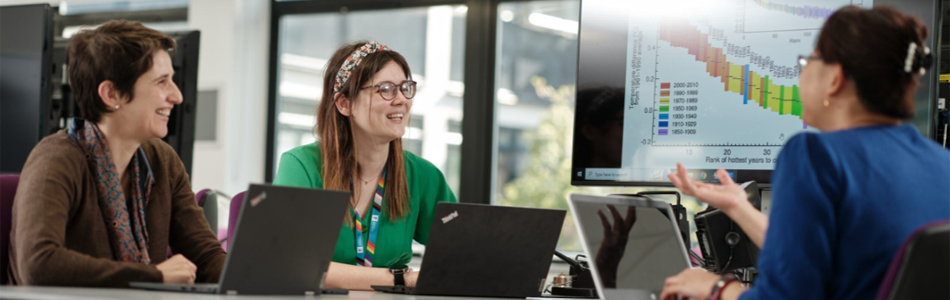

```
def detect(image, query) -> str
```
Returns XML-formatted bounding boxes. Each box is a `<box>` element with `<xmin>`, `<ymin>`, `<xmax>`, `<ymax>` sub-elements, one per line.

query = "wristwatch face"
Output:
<box><xmin>391</xmin><ymin>268</ymin><xmax>408</xmax><ymax>286</ymax></box>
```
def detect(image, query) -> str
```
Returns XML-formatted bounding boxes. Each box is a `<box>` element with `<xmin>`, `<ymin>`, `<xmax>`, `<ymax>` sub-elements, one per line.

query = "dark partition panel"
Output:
<box><xmin>0</xmin><ymin>4</ymin><xmax>54</xmax><ymax>173</ymax></box>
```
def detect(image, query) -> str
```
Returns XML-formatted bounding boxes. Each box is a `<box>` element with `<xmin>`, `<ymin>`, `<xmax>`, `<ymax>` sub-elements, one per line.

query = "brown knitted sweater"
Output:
<box><xmin>7</xmin><ymin>130</ymin><xmax>226</xmax><ymax>287</ymax></box>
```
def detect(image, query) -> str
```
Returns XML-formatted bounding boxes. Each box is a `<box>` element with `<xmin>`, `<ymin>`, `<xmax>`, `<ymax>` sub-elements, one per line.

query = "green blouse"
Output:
<box><xmin>272</xmin><ymin>142</ymin><xmax>457</xmax><ymax>268</ymax></box>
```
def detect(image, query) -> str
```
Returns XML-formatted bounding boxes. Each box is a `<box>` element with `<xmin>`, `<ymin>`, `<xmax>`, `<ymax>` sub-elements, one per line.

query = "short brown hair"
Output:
<box><xmin>816</xmin><ymin>6</ymin><xmax>929</xmax><ymax>119</ymax></box>
<box><xmin>67</xmin><ymin>20</ymin><xmax>176</xmax><ymax>122</ymax></box>
<box><xmin>315</xmin><ymin>41</ymin><xmax>413</xmax><ymax>224</ymax></box>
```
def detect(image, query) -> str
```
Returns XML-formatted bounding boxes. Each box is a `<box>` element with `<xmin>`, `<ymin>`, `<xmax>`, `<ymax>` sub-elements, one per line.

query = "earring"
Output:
<box><xmin>114</xmin><ymin>105</ymin><xmax>120</xmax><ymax>110</ymax></box>
<box><xmin>823</xmin><ymin>100</ymin><xmax>829</xmax><ymax>107</ymax></box>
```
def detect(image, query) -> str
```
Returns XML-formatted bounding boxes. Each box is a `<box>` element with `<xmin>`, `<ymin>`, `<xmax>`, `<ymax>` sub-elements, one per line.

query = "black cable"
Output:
<box><xmin>553</xmin><ymin>250</ymin><xmax>583</xmax><ymax>269</ymax></box>
<box><xmin>722</xmin><ymin>220</ymin><xmax>737</xmax><ymax>272</ymax></box>
<box><xmin>722</xmin><ymin>251</ymin><xmax>734</xmax><ymax>273</ymax></box>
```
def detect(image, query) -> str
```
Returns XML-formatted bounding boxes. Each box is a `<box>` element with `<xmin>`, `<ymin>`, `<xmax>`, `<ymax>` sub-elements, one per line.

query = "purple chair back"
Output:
<box><xmin>1</xmin><ymin>174</ymin><xmax>21</xmax><ymax>284</ymax></box>
<box><xmin>195</xmin><ymin>189</ymin><xmax>211</xmax><ymax>206</ymax></box>
<box><xmin>876</xmin><ymin>220</ymin><xmax>950</xmax><ymax>300</ymax></box>
<box><xmin>227</xmin><ymin>191</ymin><xmax>246</xmax><ymax>252</ymax></box>
<box><xmin>169</xmin><ymin>188</ymin><xmax>220</xmax><ymax>257</ymax></box>
<box><xmin>195</xmin><ymin>189</ymin><xmax>218</xmax><ymax>234</ymax></box>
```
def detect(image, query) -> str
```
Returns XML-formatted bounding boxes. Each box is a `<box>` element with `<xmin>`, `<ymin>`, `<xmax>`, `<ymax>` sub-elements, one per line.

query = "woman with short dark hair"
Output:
<box><xmin>8</xmin><ymin>20</ymin><xmax>226</xmax><ymax>287</ymax></box>
<box><xmin>660</xmin><ymin>6</ymin><xmax>947</xmax><ymax>300</ymax></box>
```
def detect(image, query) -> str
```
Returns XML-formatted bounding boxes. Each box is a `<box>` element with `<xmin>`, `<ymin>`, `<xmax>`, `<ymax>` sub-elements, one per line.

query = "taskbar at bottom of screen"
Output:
<box><xmin>577</xmin><ymin>168</ymin><xmax>738</xmax><ymax>183</ymax></box>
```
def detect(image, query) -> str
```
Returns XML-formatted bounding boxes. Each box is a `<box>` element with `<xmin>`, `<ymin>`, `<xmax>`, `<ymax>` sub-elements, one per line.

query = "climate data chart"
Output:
<box><xmin>622</xmin><ymin>0</ymin><xmax>871</xmax><ymax>171</ymax></box>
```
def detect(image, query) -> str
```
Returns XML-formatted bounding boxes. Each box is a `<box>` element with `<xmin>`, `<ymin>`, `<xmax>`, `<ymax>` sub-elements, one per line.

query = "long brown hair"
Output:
<box><xmin>316</xmin><ymin>41</ymin><xmax>412</xmax><ymax>224</ymax></box>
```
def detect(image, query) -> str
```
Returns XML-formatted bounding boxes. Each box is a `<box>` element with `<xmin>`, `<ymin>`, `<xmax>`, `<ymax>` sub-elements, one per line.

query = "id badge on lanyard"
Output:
<box><xmin>354</xmin><ymin>169</ymin><xmax>386</xmax><ymax>267</ymax></box>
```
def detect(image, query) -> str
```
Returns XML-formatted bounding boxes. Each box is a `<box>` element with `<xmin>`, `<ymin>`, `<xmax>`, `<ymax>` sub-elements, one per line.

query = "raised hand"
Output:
<box><xmin>667</xmin><ymin>163</ymin><xmax>746</xmax><ymax>212</ymax></box>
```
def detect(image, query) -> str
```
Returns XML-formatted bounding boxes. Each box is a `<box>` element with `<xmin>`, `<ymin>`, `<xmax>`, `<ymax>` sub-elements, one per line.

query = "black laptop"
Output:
<box><xmin>372</xmin><ymin>202</ymin><xmax>565</xmax><ymax>298</ymax></box>
<box><xmin>130</xmin><ymin>184</ymin><xmax>350</xmax><ymax>295</ymax></box>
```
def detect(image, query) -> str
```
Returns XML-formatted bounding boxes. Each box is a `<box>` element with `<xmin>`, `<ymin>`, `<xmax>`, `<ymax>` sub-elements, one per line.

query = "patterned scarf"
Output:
<box><xmin>69</xmin><ymin>119</ymin><xmax>153</xmax><ymax>264</ymax></box>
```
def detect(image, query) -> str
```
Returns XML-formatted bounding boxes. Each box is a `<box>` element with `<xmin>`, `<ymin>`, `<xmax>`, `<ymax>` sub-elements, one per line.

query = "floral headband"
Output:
<box><xmin>333</xmin><ymin>41</ymin><xmax>390</xmax><ymax>93</ymax></box>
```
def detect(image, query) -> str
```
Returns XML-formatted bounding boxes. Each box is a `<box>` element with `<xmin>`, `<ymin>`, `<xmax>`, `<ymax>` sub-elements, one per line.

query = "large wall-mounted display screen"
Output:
<box><xmin>571</xmin><ymin>0</ymin><xmax>940</xmax><ymax>186</ymax></box>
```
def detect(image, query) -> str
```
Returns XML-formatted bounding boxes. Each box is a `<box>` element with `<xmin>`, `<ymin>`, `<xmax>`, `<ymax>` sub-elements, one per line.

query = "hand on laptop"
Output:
<box><xmin>595</xmin><ymin>204</ymin><xmax>637</xmax><ymax>288</ymax></box>
<box><xmin>659</xmin><ymin>268</ymin><xmax>719</xmax><ymax>300</ymax></box>
<box><xmin>156</xmin><ymin>254</ymin><xmax>197</xmax><ymax>284</ymax></box>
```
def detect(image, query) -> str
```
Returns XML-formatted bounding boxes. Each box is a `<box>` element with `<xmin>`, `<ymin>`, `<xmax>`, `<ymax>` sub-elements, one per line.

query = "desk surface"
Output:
<box><xmin>0</xmin><ymin>286</ymin><xmax>590</xmax><ymax>300</ymax></box>
<box><xmin>0</xmin><ymin>262</ymin><xmax>573</xmax><ymax>300</ymax></box>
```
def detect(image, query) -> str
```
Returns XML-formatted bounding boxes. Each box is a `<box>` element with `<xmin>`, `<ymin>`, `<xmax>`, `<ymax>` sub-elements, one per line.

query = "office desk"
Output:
<box><xmin>0</xmin><ymin>262</ymin><xmax>574</xmax><ymax>300</ymax></box>
<box><xmin>0</xmin><ymin>286</ymin><xmax>589</xmax><ymax>300</ymax></box>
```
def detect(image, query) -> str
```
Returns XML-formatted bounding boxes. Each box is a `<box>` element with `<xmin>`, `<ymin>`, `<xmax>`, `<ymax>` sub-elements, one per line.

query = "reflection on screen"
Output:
<box><xmin>574</xmin><ymin>201</ymin><xmax>688</xmax><ymax>296</ymax></box>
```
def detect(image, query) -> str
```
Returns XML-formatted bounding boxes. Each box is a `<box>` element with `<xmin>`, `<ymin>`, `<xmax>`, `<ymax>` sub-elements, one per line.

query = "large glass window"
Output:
<box><xmin>492</xmin><ymin>1</ymin><xmax>704</xmax><ymax>254</ymax></box>
<box><xmin>274</xmin><ymin>6</ymin><xmax>467</xmax><ymax>195</ymax></box>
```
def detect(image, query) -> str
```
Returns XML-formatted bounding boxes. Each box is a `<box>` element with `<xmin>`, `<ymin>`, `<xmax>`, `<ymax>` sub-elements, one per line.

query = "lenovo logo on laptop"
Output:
<box><xmin>441</xmin><ymin>211</ymin><xmax>459</xmax><ymax>224</ymax></box>
<box><xmin>250</xmin><ymin>192</ymin><xmax>267</xmax><ymax>207</ymax></box>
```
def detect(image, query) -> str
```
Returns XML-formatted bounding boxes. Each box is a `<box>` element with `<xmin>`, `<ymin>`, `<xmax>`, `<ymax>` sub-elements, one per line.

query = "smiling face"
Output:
<box><xmin>343</xmin><ymin>60</ymin><xmax>412</xmax><ymax>143</ymax></box>
<box><xmin>111</xmin><ymin>51</ymin><xmax>183</xmax><ymax>141</ymax></box>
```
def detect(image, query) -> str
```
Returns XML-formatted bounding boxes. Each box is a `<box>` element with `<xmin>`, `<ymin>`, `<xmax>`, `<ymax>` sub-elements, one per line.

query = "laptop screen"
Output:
<box><xmin>571</xmin><ymin>196</ymin><xmax>689</xmax><ymax>297</ymax></box>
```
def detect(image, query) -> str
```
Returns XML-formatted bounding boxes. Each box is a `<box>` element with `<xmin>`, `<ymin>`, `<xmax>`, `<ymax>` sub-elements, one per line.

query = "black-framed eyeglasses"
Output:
<box><xmin>360</xmin><ymin>80</ymin><xmax>417</xmax><ymax>100</ymax></box>
<box><xmin>797</xmin><ymin>55</ymin><xmax>823</xmax><ymax>68</ymax></box>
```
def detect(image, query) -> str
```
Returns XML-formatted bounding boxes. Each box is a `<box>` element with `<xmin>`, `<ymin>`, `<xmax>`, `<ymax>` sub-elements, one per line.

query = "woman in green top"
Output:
<box><xmin>273</xmin><ymin>41</ymin><xmax>457</xmax><ymax>290</ymax></box>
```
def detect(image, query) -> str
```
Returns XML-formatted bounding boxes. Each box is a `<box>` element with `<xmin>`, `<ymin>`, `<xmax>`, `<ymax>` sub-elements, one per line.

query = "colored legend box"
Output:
<box><xmin>659</xmin><ymin>106</ymin><xmax>670</xmax><ymax>112</ymax></box>
<box><xmin>660</xmin><ymin>83</ymin><xmax>671</xmax><ymax>89</ymax></box>
<box><xmin>658</xmin><ymin>129</ymin><xmax>669</xmax><ymax>135</ymax></box>
<box><xmin>660</xmin><ymin>90</ymin><xmax>671</xmax><ymax>97</ymax></box>
<box><xmin>659</xmin><ymin>98</ymin><xmax>670</xmax><ymax>104</ymax></box>
<box><xmin>659</xmin><ymin>114</ymin><xmax>669</xmax><ymax>120</ymax></box>
<box><xmin>658</xmin><ymin>121</ymin><xmax>669</xmax><ymax>127</ymax></box>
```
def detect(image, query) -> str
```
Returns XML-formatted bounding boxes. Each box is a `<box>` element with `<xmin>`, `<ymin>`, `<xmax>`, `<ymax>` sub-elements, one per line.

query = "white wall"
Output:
<box><xmin>187</xmin><ymin>0</ymin><xmax>270</xmax><ymax>230</ymax></box>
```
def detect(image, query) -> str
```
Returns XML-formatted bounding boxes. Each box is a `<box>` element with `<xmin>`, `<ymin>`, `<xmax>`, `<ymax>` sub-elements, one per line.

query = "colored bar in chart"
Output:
<box><xmin>658</xmin><ymin>129</ymin><xmax>669</xmax><ymax>135</ymax></box>
<box><xmin>743</xmin><ymin>64</ymin><xmax>749</xmax><ymax>104</ymax></box>
<box><xmin>779</xmin><ymin>86</ymin><xmax>785</xmax><ymax>115</ymax></box>
<box><xmin>659</xmin><ymin>98</ymin><xmax>670</xmax><ymax>104</ymax></box>
<box><xmin>791</xmin><ymin>85</ymin><xmax>803</xmax><ymax>117</ymax></box>
<box><xmin>769</xmin><ymin>79</ymin><xmax>781</xmax><ymax>113</ymax></box>
<box><xmin>659</xmin><ymin>121</ymin><xmax>669</xmax><ymax>127</ymax></box>
<box><xmin>728</xmin><ymin>64</ymin><xmax>742</xmax><ymax>94</ymax></box>
<box><xmin>660</xmin><ymin>90</ymin><xmax>671</xmax><ymax>97</ymax></box>
<box><xmin>659</xmin><ymin>106</ymin><xmax>670</xmax><ymax>112</ymax></box>
<box><xmin>659</xmin><ymin>114</ymin><xmax>669</xmax><ymax>120</ymax></box>
<box><xmin>783</xmin><ymin>96</ymin><xmax>793</xmax><ymax>115</ymax></box>
<box><xmin>660</xmin><ymin>83</ymin><xmax>671</xmax><ymax>89</ymax></box>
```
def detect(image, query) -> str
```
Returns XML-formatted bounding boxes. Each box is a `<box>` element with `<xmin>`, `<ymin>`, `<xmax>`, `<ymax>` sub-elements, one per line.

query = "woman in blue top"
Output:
<box><xmin>659</xmin><ymin>6</ymin><xmax>948</xmax><ymax>300</ymax></box>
